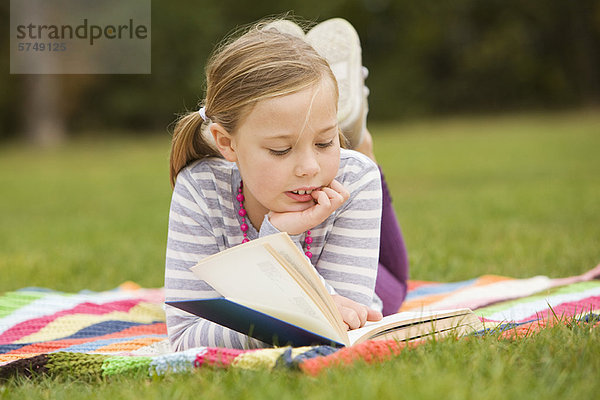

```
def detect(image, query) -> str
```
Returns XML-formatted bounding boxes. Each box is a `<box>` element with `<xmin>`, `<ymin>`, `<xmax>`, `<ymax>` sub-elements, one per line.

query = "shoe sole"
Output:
<box><xmin>306</xmin><ymin>18</ymin><xmax>364</xmax><ymax>144</ymax></box>
<box><xmin>262</xmin><ymin>20</ymin><xmax>304</xmax><ymax>38</ymax></box>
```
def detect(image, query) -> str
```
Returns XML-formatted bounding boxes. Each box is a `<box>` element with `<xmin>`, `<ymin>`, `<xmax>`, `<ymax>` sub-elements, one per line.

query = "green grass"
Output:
<box><xmin>0</xmin><ymin>135</ymin><xmax>173</xmax><ymax>291</ymax></box>
<box><xmin>1</xmin><ymin>111</ymin><xmax>599</xmax><ymax>398</ymax></box>
<box><xmin>376</xmin><ymin>110</ymin><xmax>600</xmax><ymax>280</ymax></box>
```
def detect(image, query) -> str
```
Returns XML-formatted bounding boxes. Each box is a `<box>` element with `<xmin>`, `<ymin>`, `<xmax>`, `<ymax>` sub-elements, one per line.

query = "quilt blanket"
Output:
<box><xmin>1</xmin><ymin>264</ymin><xmax>599</xmax><ymax>379</ymax></box>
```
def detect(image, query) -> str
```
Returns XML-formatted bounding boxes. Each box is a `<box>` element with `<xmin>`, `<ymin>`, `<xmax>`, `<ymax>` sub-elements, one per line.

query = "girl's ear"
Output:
<box><xmin>210</xmin><ymin>123</ymin><xmax>238</xmax><ymax>162</ymax></box>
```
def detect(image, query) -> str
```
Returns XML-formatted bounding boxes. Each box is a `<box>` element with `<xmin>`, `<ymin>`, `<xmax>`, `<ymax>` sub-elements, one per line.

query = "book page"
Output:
<box><xmin>191</xmin><ymin>236</ymin><xmax>346</xmax><ymax>344</ymax></box>
<box><xmin>264</xmin><ymin>244</ymin><xmax>347</xmax><ymax>340</ymax></box>
<box><xmin>260</xmin><ymin>234</ymin><xmax>347</xmax><ymax>335</ymax></box>
<box><xmin>346</xmin><ymin>308</ymin><xmax>475</xmax><ymax>345</ymax></box>
<box><xmin>229</xmin><ymin>298</ymin><xmax>341</xmax><ymax>342</ymax></box>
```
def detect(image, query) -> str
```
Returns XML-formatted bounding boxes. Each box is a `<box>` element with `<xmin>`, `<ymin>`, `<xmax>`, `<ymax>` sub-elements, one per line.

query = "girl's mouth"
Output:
<box><xmin>286</xmin><ymin>188</ymin><xmax>319</xmax><ymax>202</ymax></box>
<box><xmin>290</xmin><ymin>189</ymin><xmax>314</xmax><ymax>195</ymax></box>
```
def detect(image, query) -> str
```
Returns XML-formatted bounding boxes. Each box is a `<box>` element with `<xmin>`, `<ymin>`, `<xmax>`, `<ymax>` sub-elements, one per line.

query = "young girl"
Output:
<box><xmin>165</xmin><ymin>19</ymin><xmax>409</xmax><ymax>350</ymax></box>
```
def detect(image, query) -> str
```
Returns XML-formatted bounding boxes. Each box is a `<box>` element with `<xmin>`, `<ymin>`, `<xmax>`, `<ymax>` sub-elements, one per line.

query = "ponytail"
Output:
<box><xmin>169</xmin><ymin>111</ymin><xmax>222</xmax><ymax>188</ymax></box>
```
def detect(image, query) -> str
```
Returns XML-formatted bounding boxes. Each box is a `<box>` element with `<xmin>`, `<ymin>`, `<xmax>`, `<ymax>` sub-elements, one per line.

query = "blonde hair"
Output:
<box><xmin>169</xmin><ymin>19</ymin><xmax>342</xmax><ymax>187</ymax></box>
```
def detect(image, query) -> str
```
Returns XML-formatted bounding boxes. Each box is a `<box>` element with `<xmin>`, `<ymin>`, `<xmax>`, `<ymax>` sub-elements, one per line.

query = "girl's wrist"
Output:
<box><xmin>267</xmin><ymin>212</ymin><xmax>307</xmax><ymax>235</ymax></box>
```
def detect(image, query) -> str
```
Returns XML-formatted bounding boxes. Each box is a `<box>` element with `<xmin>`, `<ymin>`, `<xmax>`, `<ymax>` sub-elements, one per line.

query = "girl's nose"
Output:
<box><xmin>294</xmin><ymin>150</ymin><xmax>320</xmax><ymax>177</ymax></box>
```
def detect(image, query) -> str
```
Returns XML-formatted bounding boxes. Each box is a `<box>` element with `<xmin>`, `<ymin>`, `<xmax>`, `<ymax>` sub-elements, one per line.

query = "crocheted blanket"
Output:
<box><xmin>1</xmin><ymin>264</ymin><xmax>599</xmax><ymax>379</ymax></box>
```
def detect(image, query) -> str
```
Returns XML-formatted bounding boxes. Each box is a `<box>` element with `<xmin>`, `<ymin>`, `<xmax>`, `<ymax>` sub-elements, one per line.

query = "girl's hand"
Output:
<box><xmin>268</xmin><ymin>179</ymin><xmax>350</xmax><ymax>235</ymax></box>
<box><xmin>332</xmin><ymin>294</ymin><xmax>383</xmax><ymax>330</ymax></box>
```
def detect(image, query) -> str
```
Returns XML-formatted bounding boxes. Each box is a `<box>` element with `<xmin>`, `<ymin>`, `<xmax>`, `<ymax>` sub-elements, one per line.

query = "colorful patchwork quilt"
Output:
<box><xmin>1</xmin><ymin>265</ymin><xmax>599</xmax><ymax>379</ymax></box>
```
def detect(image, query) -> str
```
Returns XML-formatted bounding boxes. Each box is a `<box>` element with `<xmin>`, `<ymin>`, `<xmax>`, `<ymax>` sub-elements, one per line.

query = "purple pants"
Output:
<box><xmin>375</xmin><ymin>167</ymin><xmax>409</xmax><ymax>316</ymax></box>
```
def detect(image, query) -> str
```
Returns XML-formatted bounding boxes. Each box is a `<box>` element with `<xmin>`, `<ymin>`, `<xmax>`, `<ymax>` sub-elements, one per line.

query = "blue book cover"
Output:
<box><xmin>166</xmin><ymin>298</ymin><xmax>344</xmax><ymax>347</ymax></box>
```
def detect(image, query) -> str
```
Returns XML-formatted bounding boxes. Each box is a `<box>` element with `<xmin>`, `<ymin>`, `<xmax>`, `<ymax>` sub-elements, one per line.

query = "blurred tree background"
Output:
<box><xmin>1</xmin><ymin>0</ymin><xmax>599</xmax><ymax>144</ymax></box>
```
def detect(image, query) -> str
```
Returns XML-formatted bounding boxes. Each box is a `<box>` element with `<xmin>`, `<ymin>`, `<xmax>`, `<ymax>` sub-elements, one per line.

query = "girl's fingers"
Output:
<box><xmin>334</xmin><ymin>295</ymin><xmax>370</xmax><ymax>328</ymax></box>
<box><xmin>320</xmin><ymin>187</ymin><xmax>345</xmax><ymax>208</ymax></box>
<box><xmin>352</xmin><ymin>304</ymin><xmax>368</xmax><ymax>327</ymax></box>
<box><xmin>313</xmin><ymin>189</ymin><xmax>331</xmax><ymax>210</ymax></box>
<box><xmin>311</xmin><ymin>188</ymin><xmax>344</xmax><ymax>222</ymax></box>
<box><xmin>367</xmin><ymin>308</ymin><xmax>383</xmax><ymax>322</ymax></box>
<box><xmin>340</xmin><ymin>306</ymin><xmax>361</xmax><ymax>330</ymax></box>
<box><xmin>272</xmin><ymin>180</ymin><xmax>350</xmax><ymax>234</ymax></box>
<box><xmin>328</xmin><ymin>179</ymin><xmax>350</xmax><ymax>201</ymax></box>
<box><xmin>304</xmin><ymin>190</ymin><xmax>331</xmax><ymax>222</ymax></box>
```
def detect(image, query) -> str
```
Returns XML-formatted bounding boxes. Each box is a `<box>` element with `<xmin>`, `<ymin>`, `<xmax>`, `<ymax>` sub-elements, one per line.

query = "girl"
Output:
<box><xmin>165</xmin><ymin>19</ymin><xmax>409</xmax><ymax>350</ymax></box>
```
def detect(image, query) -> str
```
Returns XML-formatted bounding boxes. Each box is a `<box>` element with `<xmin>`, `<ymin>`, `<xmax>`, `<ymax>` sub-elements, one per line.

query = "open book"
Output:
<box><xmin>166</xmin><ymin>232</ymin><xmax>484</xmax><ymax>347</ymax></box>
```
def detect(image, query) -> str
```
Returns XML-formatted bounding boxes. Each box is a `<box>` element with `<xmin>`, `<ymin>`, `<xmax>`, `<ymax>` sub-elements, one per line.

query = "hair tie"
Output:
<box><xmin>198</xmin><ymin>107</ymin><xmax>207</xmax><ymax>122</ymax></box>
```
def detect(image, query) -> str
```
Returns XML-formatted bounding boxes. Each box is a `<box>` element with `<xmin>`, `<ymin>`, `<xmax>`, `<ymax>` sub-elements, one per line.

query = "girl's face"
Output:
<box><xmin>224</xmin><ymin>78</ymin><xmax>340</xmax><ymax>224</ymax></box>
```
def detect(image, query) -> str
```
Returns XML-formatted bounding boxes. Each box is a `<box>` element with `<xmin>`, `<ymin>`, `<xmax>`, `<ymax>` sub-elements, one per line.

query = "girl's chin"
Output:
<box><xmin>279</xmin><ymin>201</ymin><xmax>315</xmax><ymax>213</ymax></box>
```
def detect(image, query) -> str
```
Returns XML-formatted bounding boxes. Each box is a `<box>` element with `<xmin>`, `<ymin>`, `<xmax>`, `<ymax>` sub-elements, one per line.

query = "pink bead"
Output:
<box><xmin>242</xmin><ymin>238</ymin><xmax>249</xmax><ymax>243</ymax></box>
<box><xmin>306</xmin><ymin>245</ymin><xmax>310</xmax><ymax>250</ymax></box>
<box><xmin>236</xmin><ymin>194</ymin><xmax>244</xmax><ymax>202</ymax></box>
<box><xmin>240</xmin><ymin>223</ymin><xmax>248</xmax><ymax>232</ymax></box>
<box><xmin>306</xmin><ymin>230</ymin><xmax>311</xmax><ymax>235</ymax></box>
<box><xmin>238</xmin><ymin>209</ymin><xmax>247</xmax><ymax>217</ymax></box>
<box><xmin>305</xmin><ymin>236</ymin><xmax>313</xmax><ymax>244</ymax></box>
<box><xmin>305</xmin><ymin>251</ymin><xmax>312</xmax><ymax>258</ymax></box>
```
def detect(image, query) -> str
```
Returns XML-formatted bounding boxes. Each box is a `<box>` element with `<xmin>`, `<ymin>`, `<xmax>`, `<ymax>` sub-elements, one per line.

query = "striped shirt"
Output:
<box><xmin>165</xmin><ymin>148</ymin><xmax>382</xmax><ymax>350</ymax></box>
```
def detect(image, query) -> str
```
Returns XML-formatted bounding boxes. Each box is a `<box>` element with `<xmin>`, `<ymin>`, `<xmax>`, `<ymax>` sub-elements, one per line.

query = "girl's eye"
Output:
<box><xmin>316</xmin><ymin>140</ymin><xmax>334</xmax><ymax>149</ymax></box>
<box><xmin>268</xmin><ymin>148</ymin><xmax>291</xmax><ymax>156</ymax></box>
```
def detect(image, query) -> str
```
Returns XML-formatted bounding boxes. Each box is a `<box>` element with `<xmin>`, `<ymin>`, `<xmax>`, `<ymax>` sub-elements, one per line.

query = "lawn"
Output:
<box><xmin>1</xmin><ymin>110</ymin><xmax>599</xmax><ymax>398</ymax></box>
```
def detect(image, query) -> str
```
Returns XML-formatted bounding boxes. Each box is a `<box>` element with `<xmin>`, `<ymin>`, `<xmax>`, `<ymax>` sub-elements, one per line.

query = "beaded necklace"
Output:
<box><xmin>237</xmin><ymin>180</ymin><xmax>313</xmax><ymax>258</ymax></box>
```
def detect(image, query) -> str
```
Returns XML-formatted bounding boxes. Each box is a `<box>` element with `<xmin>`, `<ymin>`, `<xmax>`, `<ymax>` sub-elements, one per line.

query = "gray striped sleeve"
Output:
<box><xmin>165</xmin><ymin>163</ymin><xmax>266</xmax><ymax>350</ymax></box>
<box><xmin>316</xmin><ymin>150</ymin><xmax>383</xmax><ymax>309</ymax></box>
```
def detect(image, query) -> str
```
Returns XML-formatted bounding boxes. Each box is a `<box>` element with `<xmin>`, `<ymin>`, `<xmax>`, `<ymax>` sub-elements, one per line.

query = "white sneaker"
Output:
<box><xmin>306</xmin><ymin>18</ymin><xmax>367</xmax><ymax>148</ymax></box>
<box><xmin>262</xmin><ymin>19</ymin><xmax>304</xmax><ymax>38</ymax></box>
